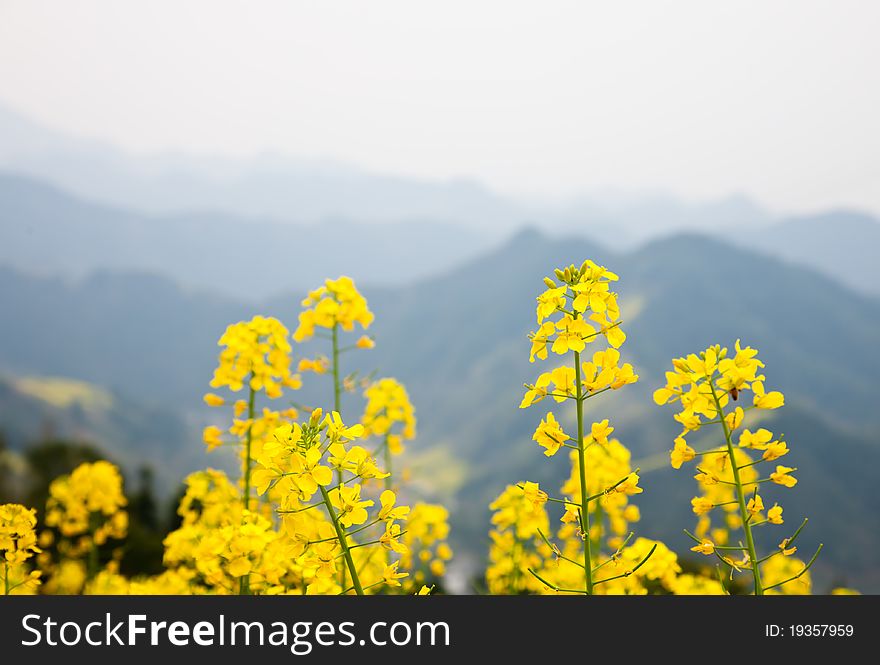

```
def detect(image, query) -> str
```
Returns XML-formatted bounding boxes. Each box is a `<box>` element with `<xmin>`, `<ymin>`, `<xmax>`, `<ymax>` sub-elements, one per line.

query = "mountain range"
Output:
<box><xmin>0</xmin><ymin>228</ymin><xmax>878</xmax><ymax>590</ymax></box>
<box><xmin>3</xmin><ymin>102</ymin><xmax>879</xmax><ymax>298</ymax></box>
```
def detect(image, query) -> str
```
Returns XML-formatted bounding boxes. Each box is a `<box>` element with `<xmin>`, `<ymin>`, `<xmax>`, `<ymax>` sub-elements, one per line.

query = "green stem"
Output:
<box><xmin>239</xmin><ymin>382</ymin><xmax>256</xmax><ymax>595</ymax></box>
<box><xmin>527</xmin><ymin>567</ymin><xmax>588</xmax><ymax>594</ymax></box>
<box><xmin>330</xmin><ymin>323</ymin><xmax>347</xmax><ymax>590</ymax></box>
<box><xmin>382</xmin><ymin>433</ymin><xmax>393</xmax><ymax>566</ymax></box>
<box><xmin>319</xmin><ymin>485</ymin><xmax>364</xmax><ymax>595</ymax></box>
<box><xmin>242</xmin><ymin>383</ymin><xmax>256</xmax><ymax>510</ymax></box>
<box><xmin>332</xmin><ymin>324</ymin><xmax>341</xmax><ymax>413</ymax></box>
<box><xmin>763</xmin><ymin>544</ymin><xmax>823</xmax><ymax>591</ymax></box>
<box><xmin>710</xmin><ymin>383</ymin><xmax>763</xmax><ymax>595</ymax></box>
<box><xmin>574</xmin><ymin>349</ymin><xmax>594</xmax><ymax>595</ymax></box>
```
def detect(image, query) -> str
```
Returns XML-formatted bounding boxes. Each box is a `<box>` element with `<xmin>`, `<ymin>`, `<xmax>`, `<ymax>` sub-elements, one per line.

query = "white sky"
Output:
<box><xmin>0</xmin><ymin>1</ymin><xmax>878</xmax><ymax>214</ymax></box>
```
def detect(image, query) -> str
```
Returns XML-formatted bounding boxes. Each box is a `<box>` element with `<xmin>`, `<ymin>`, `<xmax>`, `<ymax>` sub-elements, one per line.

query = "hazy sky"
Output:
<box><xmin>0</xmin><ymin>1</ymin><xmax>878</xmax><ymax>214</ymax></box>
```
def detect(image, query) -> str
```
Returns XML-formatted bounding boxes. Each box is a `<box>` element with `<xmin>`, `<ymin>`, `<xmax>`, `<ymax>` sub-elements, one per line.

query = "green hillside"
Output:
<box><xmin>0</xmin><ymin>374</ymin><xmax>196</xmax><ymax>495</ymax></box>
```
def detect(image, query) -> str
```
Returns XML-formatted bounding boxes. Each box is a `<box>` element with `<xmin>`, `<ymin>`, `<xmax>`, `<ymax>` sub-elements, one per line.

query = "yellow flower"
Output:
<box><xmin>536</xmin><ymin>285</ymin><xmax>567</xmax><ymax>322</ymax></box>
<box><xmin>529</xmin><ymin>322</ymin><xmax>557</xmax><ymax>363</ymax></box>
<box><xmin>590</xmin><ymin>419</ymin><xmax>614</xmax><ymax>445</ymax></box>
<box><xmin>417</xmin><ymin>585</ymin><xmax>434</xmax><ymax>595</ymax></box>
<box><xmin>694</xmin><ymin>470</ymin><xmax>719</xmax><ymax>485</ymax></box>
<box><xmin>298</xmin><ymin>356</ymin><xmax>329</xmax><ymax>374</ymax></box>
<box><xmin>614</xmin><ymin>472</ymin><xmax>643</xmax><ymax>496</ymax></box>
<box><xmin>329</xmin><ymin>485</ymin><xmax>373</xmax><ymax>528</ymax></box>
<box><xmin>209</xmin><ymin>316</ymin><xmax>295</xmax><ymax>400</ymax></box>
<box><xmin>290</xmin><ymin>447</ymin><xmax>334</xmax><ymax>499</ymax></box>
<box><xmin>382</xmin><ymin>562</ymin><xmax>409</xmax><ymax>587</ymax></box>
<box><xmin>521</xmin><ymin>482</ymin><xmax>548</xmax><ymax>508</ymax></box>
<box><xmin>251</xmin><ymin>468</ymin><xmax>277</xmax><ymax>496</ymax></box>
<box><xmin>361</xmin><ymin>378</ymin><xmax>417</xmax><ymax>446</ymax></box>
<box><xmin>380</xmin><ymin>522</ymin><xmax>408</xmax><ymax>554</ymax></box>
<box><xmin>293</xmin><ymin>276</ymin><xmax>374</xmax><ymax>341</ymax></box>
<box><xmin>532</xmin><ymin>412</ymin><xmax>568</xmax><ymax>457</ymax></box>
<box><xmin>44</xmin><ymin>461</ymin><xmax>127</xmax><ymax>543</ymax></box>
<box><xmin>0</xmin><ymin>504</ymin><xmax>41</xmax><ymax>568</ymax></box>
<box><xmin>691</xmin><ymin>496</ymin><xmax>715</xmax><ymax>515</ymax></box>
<box><xmin>203</xmin><ymin>392</ymin><xmax>225</xmax><ymax>406</ymax></box>
<box><xmin>323</xmin><ymin>411</ymin><xmax>364</xmax><ymax>444</ymax></box>
<box><xmin>670</xmin><ymin>437</ymin><xmax>695</xmax><ymax>469</ymax></box>
<box><xmin>738</xmin><ymin>428</ymin><xmax>773</xmax><ymax>449</ymax></box>
<box><xmin>202</xmin><ymin>425</ymin><xmax>223</xmax><ymax>451</ymax></box>
<box><xmin>227</xmin><ymin>557</ymin><xmax>251</xmax><ymax>577</ymax></box>
<box><xmin>725</xmin><ymin>406</ymin><xmax>744</xmax><ymax>431</ymax></box>
<box><xmin>690</xmin><ymin>539</ymin><xmax>715</xmax><ymax>555</ymax></box>
<box><xmin>356</xmin><ymin>335</ymin><xmax>375</xmax><ymax>349</ymax></box>
<box><xmin>752</xmin><ymin>381</ymin><xmax>784</xmax><ymax>409</ymax></box>
<box><xmin>229</xmin><ymin>419</ymin><xmax>252</xmax><ymax>437</ymax></box>
<box><xmin>778</xmin><ymin>538</ymin><xmax>797</xmax><ymax>557</ymax></box>
<box><xmin>767</xmin><ymin>503</ymin><xmax>784</xmax><ymax>524</ymax></box>
<box><xmin>304</xmin><ymin>524</ymin><xmax>340</xmax><ymax>580</ymax></box>
<box><xmin>378</xmin><ymin>490</ymin><xmax>410</xmax><ymax>521</ymax></box>
<box><xmin>762</xmin><ymin>440</ymin><xmax>789</xmax><ymax>461</ymax></box>
<box><xmin>551</xmin><ymin>315</ymin><xmax>595</xmax><ymax>354</ymax></box>
<box><xmin>747</xmin><ymin>494</ymin><xmax>764</xmax><ymax>516</ymax></box>
<box><xmin>770</xmin><ymin>465</ymin><xmax>798</xmax><ymax>488</ymax></box>
<box><xmin>519</xmin><ymin>372</ymin><xmax>552</xmax><ymax>409</ymax></box>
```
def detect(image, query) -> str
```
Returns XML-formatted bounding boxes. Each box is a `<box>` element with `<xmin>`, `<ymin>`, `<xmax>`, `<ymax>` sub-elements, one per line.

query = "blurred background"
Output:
<box><xmin>0</xmin><ymin>1</ymin><xmax>878</xmax><ymax>592</ymax></box>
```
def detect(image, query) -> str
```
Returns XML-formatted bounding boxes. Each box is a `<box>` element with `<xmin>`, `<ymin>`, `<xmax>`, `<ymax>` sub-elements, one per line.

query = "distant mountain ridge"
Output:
<box><xmin>3</xmin><ymin>169</ymin><xmax>880</xmax><ymax>302</ymax></box>
<box><xmin>0</xmin><ymin>171</ymin><xmax>500</xmax><ymax>300</ymax></box>
<box><xmin>727</xmin><ymin>210</ymin><xmax>880</xmax><ymax>296</ymax></box>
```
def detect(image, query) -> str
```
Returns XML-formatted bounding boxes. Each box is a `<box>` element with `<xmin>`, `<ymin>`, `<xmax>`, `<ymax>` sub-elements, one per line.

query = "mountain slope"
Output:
<box><xmin>723</xmin><ymin>210</ymin><xmax>880</xmax><ymax>296</ymax></box>
<box><xmin>0</xmin><ymin>171</ymin><xmax>499</xmax><ymax>300</ymax></box>
<box><xmin>0</xmin><ymin>105</ymin><xmax>521</xmax><ymax>227</ymax></box>
<box><xmin>0</xmin><ymin>375</ymin><xmax>194</xmax><ymax>494</ymax></box>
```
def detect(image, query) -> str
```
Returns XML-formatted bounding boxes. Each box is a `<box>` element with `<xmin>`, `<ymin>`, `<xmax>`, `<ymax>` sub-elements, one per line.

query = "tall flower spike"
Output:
<box><xmin>513</xmin><ymin>261</ymin><xmax>656</xmax><ymax>596</ymax></box>
<box><xmin>656</xmin><ymin>341</ymin><xmax>821</xmax><ymax>595</ymax></box>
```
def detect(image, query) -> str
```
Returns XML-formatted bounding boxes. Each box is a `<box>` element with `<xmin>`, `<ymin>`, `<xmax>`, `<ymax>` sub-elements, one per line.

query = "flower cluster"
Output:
<box><xmin>293</xmin><ymin>276</ymin><xmax>374</xmax><ymax>342</ymax></box>
<box><xmin>400</xmin><ymin>503</ymin><xmax>453</xmax><ymax>589</ymax></box>
<box><xmin>250</xmin><ymin>409</ymin><xmax>411</xmax><ymax>595</ymax></box>
<box><xmin>655</xmin><ymin>341</ymin><xmax>820</xmax><ymax>595</ymax></box>
<box><xmin>44</xmin><ymin>461</ymin><xmax>128</xmax><ymax>546</ymax></box>
<box><xmin>513</xmin><ymin>261</ymin><xmax>657</xmax><ymax>595</ymax></box>
<box><xmin>1</xmin><ymin>503</ymin><xmax>42</xmax><ymax>594</ymax></box>
<box><xmin>486</xmin><ymin>485</ymin><xmax>552</xmax><ymax>594</ymax></box>
<box><xmin>361</xmin><ymin>377</ymin><xmax>417</xmax><ymax>458</ymax></box>
<box><xmin>209</xmin><ymin>315</ymin><xmax>300</xmax><ymax>399</ymax></box>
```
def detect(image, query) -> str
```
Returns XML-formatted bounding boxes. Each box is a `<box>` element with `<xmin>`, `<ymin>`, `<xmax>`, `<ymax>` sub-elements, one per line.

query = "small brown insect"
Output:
<box><xmin>729</xmin><ymin>387</ymin><xmax>739</xmax><ymax>401</ymax></box>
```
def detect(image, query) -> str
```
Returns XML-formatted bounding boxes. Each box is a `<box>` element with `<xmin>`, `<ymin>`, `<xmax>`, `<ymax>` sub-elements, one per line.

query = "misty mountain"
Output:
<box><xmin>725</xmin><ymin>210</ymin><xmax>880</xmax><ymax>296</ymax></box>
<box><xmin>0</xmin><ymin>105</ymin><xmax>522</xmax><ymax>228</ymax></box>
<box><xmin>0</xmin><ymin>172</ymin><xmax>500</xmax><ymax>300</ymax></box>
<box><xmin>1</xmin><ymin>230</ymin><xmax>879</xmax><ymax>589</ymax></box>
<box><xmin>0</xmin><ymin>103</ymin><xmax>771</xmax><ymax>241</ymax></box>
<box><xmin>4</xmin><ymin>103</ymin><xmax>880</xmax><ymax>296</ymax></box>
